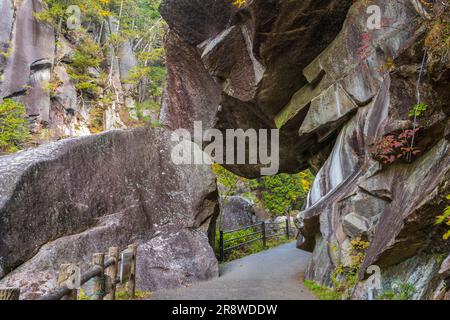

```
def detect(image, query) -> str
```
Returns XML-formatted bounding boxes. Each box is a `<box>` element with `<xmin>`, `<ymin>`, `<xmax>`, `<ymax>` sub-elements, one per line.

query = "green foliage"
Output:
<box><xmin>0</xmin><ymin>99</ymin><xmax>30</xmax><ymax>154</ymax></box>
<box><xmin>377</xmin><ymin>282</ymin><xmax>416</xmax><ymax>300</ymax></box>
<box><xmin>115</xmin><ymin>289</ymin><xmax>151</xmax><ymax>300</ymax></box>
<box><xmin>78</xmin><ymin>288</ymin><xmax>150</xmax><ymax>300</ymax></box>
<box><xmin>436</xmin><ymin>194</ymin><xmax>450</xmax><ymax>240</ymax></box>
<box><xmin>39</xmin><ymin>0</ymin><xmax>167</xmax><ymax>131</ymax></box>
<box><xmin>211</xmin><ymin>163</ymin><xmax>246</xmax><ymax>196</ymax></box>
<box><xmin>88</xmin><ymin>107</ymin><xmax>105</xmax><ymax>133</ymax></box>
<box><xmin>303</xmin><ymin>280</ymin><xmax>343</xmax><ymax>300</ymax></box>
<box><xmin>424</xmin><ymin>7</ymin><xmax>450</xmax><ymax>74</ymax></box>
<box><xmin>409</xmin><ymin>102</ymin><xmax>429</xmax><ymax>118</ymax></box>
<box><xmin>250</xmin><ymin>171</ymin><xmax>313</xmax><ymax>216</ymax></box>
<box><xmin>211</xmin><ymin>164</ymin><xmax>314</xmax><ymax>217</ymax></box>
<box><xmin>67</xmin><ymin>37</ymin><xmax>103</xmax><ymax>95</ymax></box>
<box><xmin>330</xmin><ymin>237</ymin><xmax>370</xmax><ymax>298</ymax></box>
<box><xmin>133</xmin><ymin>100</ymin><xmax>160</xmax><ymax>122</ymax></box>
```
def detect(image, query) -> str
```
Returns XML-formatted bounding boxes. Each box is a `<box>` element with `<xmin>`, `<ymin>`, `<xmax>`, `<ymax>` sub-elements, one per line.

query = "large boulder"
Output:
<box><xmin>0</xmin><ymin>127</ymin><xmax>219</xmax><ymax>299</ymax></box>
<box><xmin>220</xmin><ymin>196</ymin><xmax>256</xmax><ymax>230</ymax></box>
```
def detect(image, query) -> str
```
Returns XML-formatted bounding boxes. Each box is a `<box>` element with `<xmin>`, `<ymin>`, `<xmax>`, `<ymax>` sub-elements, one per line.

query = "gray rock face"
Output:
<box><xmin>0</xmin><ymin>0</ymin><xmax>14</xmax><ymax>72</ymax></box>
<box><xmin>160</xmin><ymin>0</ymin><xmax>450</xmax><ymax>299</ymax></box>
<box><xmin>0</xmin><ymin>0</ymin><xmax>54</xmax><ymax>102</ymax></box>
<box><xmin>53</xmin><ymin>65</ymin><xmax>78</xmax><ymax>113</ymax></box>
<box><xmin>160</xmin><ymin>0</ymin><xmax>354</xmax><ymax>177</ymax></box>
<box><xmin>0</xmin><ymin>127</ymin><xmax>219</xmax><ymax>299</ymax></box>
<box><xmin>0</xmin><ymin>1</ymin><xmax>139</xmax><ymax>139</ymax></box>
<box><xmin>220</xmin><ymin>196</ymin><xmax>256</xmax><ymax>230</ymax></box>
<box><xmin>342</xmin><ymin>213</ymin><xmax>370</xmax><ymax>238</ymax></box>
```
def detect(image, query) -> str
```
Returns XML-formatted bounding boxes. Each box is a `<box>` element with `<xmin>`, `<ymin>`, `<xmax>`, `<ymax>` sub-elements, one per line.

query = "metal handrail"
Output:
<box><xmin>218</xmin><ymin>219</ymin><xmax>290</xmax><ymax>262</ymax></box>
<box><xmin>223</xmin><ymin>230</ymin><xmax>262</xmax><ymax>244</ymax></box>
<box><xmin>222</xmin><ymin>222</ymin><xmax>264</xmax><ymax>234</ymax></box>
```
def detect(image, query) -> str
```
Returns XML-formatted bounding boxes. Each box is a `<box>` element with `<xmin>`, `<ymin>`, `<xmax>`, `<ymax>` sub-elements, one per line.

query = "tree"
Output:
<box><xmin>0</xmin><ymin>99</ymin><xmax>30</xmax><ymax>154</ymax></box>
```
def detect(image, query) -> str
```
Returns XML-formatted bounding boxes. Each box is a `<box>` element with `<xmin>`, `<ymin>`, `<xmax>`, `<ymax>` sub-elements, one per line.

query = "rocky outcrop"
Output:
<box><xmin>160</xmin><ymin>0</ymin><xmax>354</xmax><ymax>177</ymax></box>
<box><xmin>160</xmin><ymin>0</ymin><xmax>450</xmax><ymax>299</ymax></box>
<box><xmin>220</xmin><ymin>196</ymin><xmax>256</xmax><ymax>230</ymax></box>
<box><xmin>0</xmin><ymin>127</ymin><xmax>219</xmax><ymax>299</ymax></box>
<box><xmin>0</xmin><ymin>0</ymin><xmax>143</xmax><ymax>140</ymax></box>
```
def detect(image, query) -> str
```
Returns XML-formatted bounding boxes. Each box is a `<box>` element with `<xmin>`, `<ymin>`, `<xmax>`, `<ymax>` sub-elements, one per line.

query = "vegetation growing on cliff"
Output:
<box><xmin>0</xmin><ymin>99</ymin><xmax>30</xmax><ymax>154</ymax></box>
<box><xmin>303</xmin><ymin>280</ymin><xmax>343</xmax><ymax>300</ymax></box>
<box><xmin>436</xmin><ymin>194</ymin><xmax>450</xmax><ymax>240</ymax></box>
<box><xmin>424</xmin><ymin>2</ymin><xmax>450</xmax><ymax>76</ymax></box>
<box><xmin>36</xmin><ymin>0</ymin><xmax>166</xmax><ymax>133</ymax></box>
<box><xmin>377</xmin><ymin>282</ymin><xmax>416</xmax><ymax>300</ymax></box>
<box><xmin>212</xmin><ymin>164</ymin><xmax>314</xmax><ymax>217</ymax></box>
<box><xmin>329</xmin><ymin>237</ymin><xmax>370</xmax><ymax>299</ymax></box>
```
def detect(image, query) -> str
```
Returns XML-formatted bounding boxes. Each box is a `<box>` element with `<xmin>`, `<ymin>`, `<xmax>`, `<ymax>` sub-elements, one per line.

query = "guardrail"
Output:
<box><xmin>218</xmin><ymin>219</ymin><xmax>290</xmax><ymax>262</ymax></box>
<box><xmin>0</xmin><ymin>244</ymin><xmax>137</xmax><ymax>300</ymax></box>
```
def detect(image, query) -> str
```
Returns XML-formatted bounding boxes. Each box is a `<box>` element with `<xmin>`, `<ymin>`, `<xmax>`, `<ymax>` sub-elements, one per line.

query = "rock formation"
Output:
<box><xmin>160</xmin><ymin>0</ymin><xmax>450</xmax><ymax>299</ymax></box>
<box><xmin>0</xmin><ymin>0</ymin><xmax>146</xmax><ymax>140</ymax></box>
<box><xmin>0</xmin><ymin>128</ymin><xmax>219</xmax><ymax>299</ymax></box>
<box><xmin>220</xmin><ymin>196</ymin><xmax>256</xmax><ymax>230</ymax></box>
<box><xmin>1</xmin><ymin>0</ymin><xmax>449</xmax><ymax>300</ymax></box>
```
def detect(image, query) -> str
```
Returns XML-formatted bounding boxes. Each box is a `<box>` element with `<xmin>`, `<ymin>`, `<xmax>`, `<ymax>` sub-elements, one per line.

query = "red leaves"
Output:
<box><xmin>370</xmin><ymin>128</ymin><xmax>421</xmax><ymax>165</ymax></box>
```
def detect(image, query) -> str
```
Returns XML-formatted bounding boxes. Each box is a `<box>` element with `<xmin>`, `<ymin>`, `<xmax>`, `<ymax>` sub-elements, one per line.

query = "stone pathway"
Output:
<box><xmin>149</xmin><ymin>242</ymin><xmax>316</xmax><ymax>300</ymax></box>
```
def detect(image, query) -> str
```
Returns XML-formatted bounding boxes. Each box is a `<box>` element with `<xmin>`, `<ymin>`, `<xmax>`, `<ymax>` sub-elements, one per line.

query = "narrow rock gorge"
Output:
<box><xmin>0</xmin><ymin>0</ymin><xmax>449</xmax><ymax>300</ymax></box>
<box><xmin>159</xmin><ymin>0</ymin><xmax>450</xmax><ymax>299</ymax></box>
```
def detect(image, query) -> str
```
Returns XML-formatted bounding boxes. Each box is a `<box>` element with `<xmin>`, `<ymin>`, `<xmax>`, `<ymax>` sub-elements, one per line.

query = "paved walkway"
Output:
<box><xmin>149</xmin><ymin>242</ymin><xmax>316</xmax><ymax>300</ymax></box>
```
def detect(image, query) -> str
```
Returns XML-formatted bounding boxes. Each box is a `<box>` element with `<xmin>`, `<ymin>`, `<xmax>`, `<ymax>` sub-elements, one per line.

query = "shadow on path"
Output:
<box><xmin>149</xmin><ymin>242</ymin><xmax>316</xmax><ymax>300</ymax></box>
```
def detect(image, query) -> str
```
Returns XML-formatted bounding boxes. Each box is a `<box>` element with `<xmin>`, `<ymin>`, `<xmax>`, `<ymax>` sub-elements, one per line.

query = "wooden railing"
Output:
<box><xmin>218</xmin><ymin>219</ymin><xmax>290</xmax><ymax>262</ymax></box>
<box><xmin>0</xmin><ymin>244</ymin><xmax>137</xmax><ymax>300</ymax></box>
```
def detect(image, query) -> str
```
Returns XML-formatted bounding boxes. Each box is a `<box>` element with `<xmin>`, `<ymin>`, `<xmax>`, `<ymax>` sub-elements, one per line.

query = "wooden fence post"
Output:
<box><xmin>219</xmin><ymin>230</ymin><xmax>224</xmax><ymax>262</ymax></box>
<box><xmin>262</xmin><ymin>222</ymin><xmax>267</xmax><ymax>247</ymax></box>
<box><xmin>0</xmin><ymin>288</ymin><xmax>20</xmax><ymax>300</ymax></box>
<box><xmin>57</xmin><ymin>264</ymin><xmax>77</xmax><ymax>300</ymax></box>
<box><xmin>92</xmin><ymin>253</ymin><xmax>105</xmax><ymax>300</ymax></box>
<box><xmin>126</xmin><ymin>244</ymin><xmax>137</xmax><ymax>299</ymax></box>
<box><xmin>104</xmin><ymin>247</ymin><xmax>119</xmax><ymax>300</ymax></box>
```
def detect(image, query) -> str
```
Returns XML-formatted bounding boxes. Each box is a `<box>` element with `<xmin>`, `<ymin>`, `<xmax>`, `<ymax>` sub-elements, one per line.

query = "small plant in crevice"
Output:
<box><xmin>330</xmin><ymin>237</ymin><xmax>370</xmax><ymax>299</ymax></box>
<box><xmin>78</xmin><ymin>288</ymin><xmax>151</xmax><ymax>300</ymax></box>
<box><xmin>303</xmin><ymin>280</ymin><xmax>343</xmax><ymax>300</ymax></box>
<box><xmin>370</xmin><ymin>128</ymin><xmax>422</xmax><ymax>164</ymax></box>
<box><xmin>377</xmin><ymin>282</ymin><xmax>416</xmax><ymax>300</ymax></box>
<box><xmin>88</xmin><ymin>106</ymin><xmax>105</xmax><ymax>134</ymax></box>
<box><xmin>231</xmin><ymin>0</ymin><xmax>246</xmax><ymax>8</ymax></box>
<box><xmin>409</xmin><ymin>102</ymin><xmax>429</xmax><ymax>118</ymax></box>
<box><xmin>436</xmin><ymin>194</ymin><xmax>450</xmax><ymax>240</ymax></box>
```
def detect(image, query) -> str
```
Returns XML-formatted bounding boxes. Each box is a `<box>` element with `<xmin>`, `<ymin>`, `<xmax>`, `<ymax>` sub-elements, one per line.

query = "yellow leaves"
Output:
<box><xmin>99</xmin><ymin>9</ymin><xmax>112</xmax><ymax>17</ymax></box>
<box><xmin>232</xmin><ymin>0</ymin><xmax>246</xmax><ymax>8</ymax></box>
<box><xmin>350</xmin><ymin>237</ymin><xmax>370</xmax><ymax>251</ymax></box>
<box><xmin>436</xmin><ymin>195</ymin><xmax>450</xmax><ymax>240</ymax></box>
<box><xmin>301</xmin><ymin>179</ymin><xmax>311</xmax><ymax>191</ymax></box>
<box><xmin>349</xmin><ymin>237</ymin><xmax>370</xmax><ymax>268</ymax></box>
<box><xmin>444</xmin><ymin>230</ymin><xmax>450</xmax><ymax>241</ymax></box>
